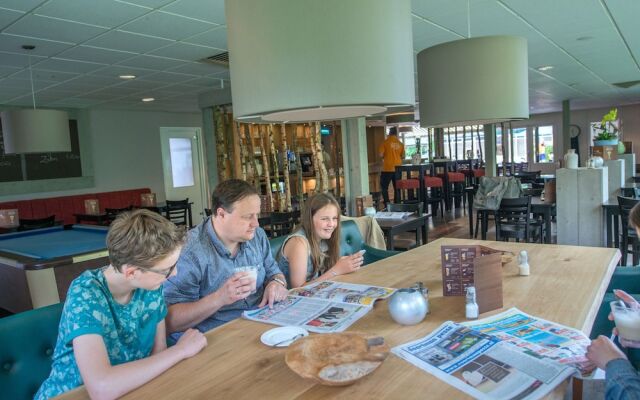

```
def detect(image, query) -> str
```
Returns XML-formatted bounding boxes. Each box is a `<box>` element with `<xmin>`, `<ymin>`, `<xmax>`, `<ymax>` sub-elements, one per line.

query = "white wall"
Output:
<box><xmin>0</xmin><ymin>109</ymin><xmax>203</xmax><ymax>202</ymax></box>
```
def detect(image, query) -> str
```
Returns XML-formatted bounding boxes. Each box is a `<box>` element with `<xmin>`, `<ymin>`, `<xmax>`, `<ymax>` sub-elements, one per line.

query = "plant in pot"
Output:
<box><xmin>593</xmin><ymin>108</ymin><xmax>620</xmax><ymax>146</ymax></box>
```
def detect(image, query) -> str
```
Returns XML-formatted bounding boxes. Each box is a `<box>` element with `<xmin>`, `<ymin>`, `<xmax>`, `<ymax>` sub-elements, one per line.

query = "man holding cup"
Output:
<box><xmin>164</xmin><ymin>179</ymin><xmax>288</xmax><ymax>336</ymax></box>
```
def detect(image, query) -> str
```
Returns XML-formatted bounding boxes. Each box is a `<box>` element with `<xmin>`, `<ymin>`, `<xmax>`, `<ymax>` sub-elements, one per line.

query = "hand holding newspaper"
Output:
<box><xmin>243</xmin><ymin>281</ymin><xmax>395</xmax><ymax>333</ymax></box>
<box><xmin>392</xmin><ymin>308</ymin><xmax>595</xmax><ymax>400</ymax></box>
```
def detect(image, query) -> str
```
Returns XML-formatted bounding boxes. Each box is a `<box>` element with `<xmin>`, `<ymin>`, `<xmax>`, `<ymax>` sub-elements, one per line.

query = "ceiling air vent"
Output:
<box><xmin>612</xmin><ymin>80</ymin><xmax>640</xmax><ymax>89</ymax></box>
<box><xmin>202</xmin><ymin>51</ymin><xmax>229</xmax><ymax>67</ymax></box>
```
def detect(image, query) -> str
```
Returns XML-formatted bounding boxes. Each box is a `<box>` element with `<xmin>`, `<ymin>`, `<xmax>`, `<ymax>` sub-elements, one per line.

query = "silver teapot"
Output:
<box><xmin>388</xmin><ymin>288</ymin><xmax>428</xmax><ymax>325</ymax></box>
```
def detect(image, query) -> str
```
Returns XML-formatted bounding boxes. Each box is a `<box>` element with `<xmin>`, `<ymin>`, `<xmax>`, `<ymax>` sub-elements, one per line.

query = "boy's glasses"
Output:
<box><xmin>138</xmin><ymin>261</ymin><xmax>177</xmax><ymax>278</ymax></box>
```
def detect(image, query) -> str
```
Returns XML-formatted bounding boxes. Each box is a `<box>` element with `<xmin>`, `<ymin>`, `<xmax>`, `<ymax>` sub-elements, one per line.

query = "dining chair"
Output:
<box><xmin>204</xmin><ymin>208</ymin><xmax>212</xmax><ymax>217</ymax></box>
<box><xmin>495</xmin><ymin>197</ymin><xmax>543</xmax><ymax>243</ymax></box>
<box><xmin>269</xmin><ymin>212</ymin><xmax>295</xmax><ymax>238</ymax></box>
<box><xmin>618</xmin><ymin>196</ymin><xmax>640</xmax><ymax>265</ymax></box>
<box><xmin>105</xmin><ymin>206</ymin><xmax>132</xmax><ymax>224</ymax></box>
<box><xmin>0</xmin><ymin>302</ymin><xmax>63</xmax><ymax>400</ymax></box>
<box><xmin>620</xmin><ymin>187</ymin><xmax>640</xmax><ymax>199</ymax></box>
<box><xmin>18</xmin><ymin>215</ymin><xmax>56</xmax><ymax>231</ymax></box>
<box><xmin>165</xmin><ymin>198</ymin><xmax>190</xmax><ymax>227</ymax></box>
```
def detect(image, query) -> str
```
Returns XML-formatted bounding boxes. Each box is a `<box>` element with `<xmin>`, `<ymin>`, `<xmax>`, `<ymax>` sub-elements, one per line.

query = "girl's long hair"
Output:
<box><xmin>299</xmin><ymin>193</ymin><xmax>341</xmax><ymax>276</ymax></box>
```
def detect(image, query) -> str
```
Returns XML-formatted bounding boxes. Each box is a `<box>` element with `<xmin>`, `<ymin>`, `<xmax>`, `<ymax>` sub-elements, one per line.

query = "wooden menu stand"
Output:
<box><xmin>441</xmin><ymin>245</ymin><xmax>503</xmax><ymax>313</ymax></box>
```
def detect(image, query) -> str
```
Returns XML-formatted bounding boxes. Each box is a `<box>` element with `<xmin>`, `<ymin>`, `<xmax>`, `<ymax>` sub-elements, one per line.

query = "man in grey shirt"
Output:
<box><xmin>164</xmin><ymin>179</ymin><xmax>288</xmax><ymax>334</ymax></box>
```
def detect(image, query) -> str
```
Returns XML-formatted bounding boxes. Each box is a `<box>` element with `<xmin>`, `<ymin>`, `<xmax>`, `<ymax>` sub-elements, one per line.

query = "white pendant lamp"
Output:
<box><xmin>1</xmin><ymin>45</ymin><xmax>71</xmax><ymax>154</ymax></box>
<box><xmin>417</xmin><ymin>35</ymin><xmax>529</xmax><ymax>128</ymax></box>
<box><xmin>225</xmin><ymin>0</ymin><xmax>415</xmax><ymax>122</ymax></box>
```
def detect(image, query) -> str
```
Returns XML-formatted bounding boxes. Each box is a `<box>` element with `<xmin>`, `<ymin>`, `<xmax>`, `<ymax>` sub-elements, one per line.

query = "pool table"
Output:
<box><xmin>0</xmin><ymin>225</ymin><xmax>110</xmax><ymax>313</ymax></box>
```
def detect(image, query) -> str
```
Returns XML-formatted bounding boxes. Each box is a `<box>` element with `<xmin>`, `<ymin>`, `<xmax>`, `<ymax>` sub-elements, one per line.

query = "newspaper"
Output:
<box><xmin>392</xmin><ymin>308</ymin><xmax>594</xmax><ymax>400</ymax></box>
<box><xmin>243</xmin><ymin>281</ymin><xmax>395</xmax><ymax>333</ymax></box>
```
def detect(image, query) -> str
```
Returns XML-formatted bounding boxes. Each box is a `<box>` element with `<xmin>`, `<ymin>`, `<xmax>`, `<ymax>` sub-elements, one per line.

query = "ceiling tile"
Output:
<box><xmin>34</xmin><ymin>58</ymin><xmax>107</xmax><ymax>74</ymax></box>
<box><xmin>12</xmin><ymin>68</ymin><xmax>80</xmax><ymax>82</ymax></box>
<box><xmin>57</xmin><ymin>46</ymin><xmax>135</xmax><ymax>64</ymax></box>
<box><xmin>0</xmin><ymin>65</ymin><xmax>21</xmax><ymax>78</ymax></box>
<box><xmin>4</xmin><ymin>15</ymin><xmax>107</xmax><ymax>44</ymax></box>
<box><xmin>411</xmin><ymin>17</ymin><xmax>462</xmax><ymax>51</ymax></box>
<box><xmin>0</xmin><ymin>33</ymin><xmax>74</xmax><ymax>56</ymax></box>
<box><xmin>0</xmin><ymin>76</ymin><xmax>56</xmax><ymax>91</ymax></box>
<box><xmin>89</xmin><ymin>65</ymin><xmax>156</xmax><ymax>79</ymax></box>
<box><xmin>139</xmin><ymin>70</ymin><xmax>198</xmax><ymax>83</ymax></box>
<box><xmin>0</xmin><ymin>7</ymin><xmax>23</xmax><ymax>30</ymax></box>
<box><xmin>160</xmin><ymin>0</ymin><xmax>225</xmax><ymax>25</ymax></box>
<box><xmin>116</xmin><ymin>0</ymin><xmax>175</xmax><ymax>8</ymax></box>
<box><xmin>182</xmin><ymin>26</ymin><xmax>227</xmax><ymax>49</ymax></box>
<box><xmin>0</xmin><ymin>1</ymin><xmax>45</xmax><ymax>13</ymax></box>
<box><xmin>169</xmin><ymin>61</ymin><xmax>227</xmax><ymax>75</ymax></box>
<box><xmin>86</xmin><ymin>30</ymin><xmax>174</xmax><ymax>53</ymax></box>
<box><xmin>0</xmin><ymin>51</ymin><xmax>45</xmax><ymax>68</ymax></box>
<box><xmin>603</xmin><ymin>0</ymin><xmax>640</xmax><ymax>76</ymax></box>
<box><xmin>181</xmin><ymin>76</ymin><xmax>224</xmax><ymax>87</ymax></box>
<box><xmin>149</xmin><ymin>42</ymin><xmax>220</xmax><ymax>61</ymax></box>
<box><xmin>63</xmin><ymin>74</ymin><xmax>124</xmax><ymax>90</ymax></box>
<box><xmin>0</xmin><ymin>87</ymin><xmax>27</xmax><ymax>103</ymax></box>
<box><xmin>116</xmin><ymin>54</ymin><xmax>186</xmax><ymax>70</ymax></box>
<box><xmin>35</xmin><ymin>0</ymin><xmax>149</xmax><ymax>28</ymax></box>
<box><xmin>119</xmin><ymin>11</ymin><xmax>215</xmax><ymax>40</ymax></box>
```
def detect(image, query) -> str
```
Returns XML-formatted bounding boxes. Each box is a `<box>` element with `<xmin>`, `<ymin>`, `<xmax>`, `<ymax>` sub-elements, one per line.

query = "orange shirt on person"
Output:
<box><xmin>378</xmin><ymin>135</ymin><xmax>405</xmax><ymax>172</ymax></box>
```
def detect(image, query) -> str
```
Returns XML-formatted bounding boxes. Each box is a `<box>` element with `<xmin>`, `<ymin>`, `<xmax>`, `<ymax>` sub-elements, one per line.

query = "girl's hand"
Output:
<box><xmin>330</xmin><ymin>253</ymin><xmax>364</xmax><ymax>276</ymax></box>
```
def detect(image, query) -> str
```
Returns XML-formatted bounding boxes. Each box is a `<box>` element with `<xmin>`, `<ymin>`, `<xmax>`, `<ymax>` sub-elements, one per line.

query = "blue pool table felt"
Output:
<box><xmin>0</xmin><ymin>225</ymin><xmax>108</xmax><ymax>260</ymax></box>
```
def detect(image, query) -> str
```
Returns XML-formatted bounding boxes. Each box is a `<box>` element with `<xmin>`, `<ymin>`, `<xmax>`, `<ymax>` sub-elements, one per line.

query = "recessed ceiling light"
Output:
<box><xmin>536</xmin><ymin>65</ymin><xmax>554</xmax><ymax>72</ymax></box>
<box><xmin>119</xmin><ymin>74</ymin><xmax>136</xmax><ymax>80</ymax></box>
<box><xmin>141</xmin><ymin>97</ymin><xmax>155</xmax><ymax>102</ymax></box>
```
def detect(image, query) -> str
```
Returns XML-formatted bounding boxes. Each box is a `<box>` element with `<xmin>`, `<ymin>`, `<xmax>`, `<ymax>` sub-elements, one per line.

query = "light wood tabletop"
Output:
<box><xmin>57</xmin><ymin>238</ymin><xmax>620</xmax><ymax>400</ymax></box>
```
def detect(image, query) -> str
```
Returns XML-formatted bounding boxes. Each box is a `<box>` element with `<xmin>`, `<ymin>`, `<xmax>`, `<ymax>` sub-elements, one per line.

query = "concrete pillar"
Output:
<box><xmin>557</xmin><ymin>167</ymin><xmax>607</xmax><ymax>246</ymax></box>
<box><xmin>483</xmin><ymin>124</ymin><xmax>497</xmax><ymax>177</ymax></box>
<box><xmin>604</xmin><ymin>160</ymin><xmax>624</xmax><ymax>203</ymax></box>
<box><xmin>202</xmin><ymin>107</ymin><xmax>219</xmax><ymax>189</ymax></box>
<box><xmin>341</xmin><ymin>117</ymin><xmax>370</xmax><ymax>216</ymax></box>
<box><xmin>562</xmin><ymin>100</ymin><xmax>571</xmax><ymax>156</ymax></box>
<box><xmin>619</xmin><ymin>153</ymin><xmax>636</xmax><ymax>185</ymax></box>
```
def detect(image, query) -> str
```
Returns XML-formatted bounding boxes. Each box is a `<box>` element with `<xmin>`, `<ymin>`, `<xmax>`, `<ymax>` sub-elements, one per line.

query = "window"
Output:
<box><xmin>169</xmin><ymin>138</ymin><xmax>195</xmax><ymax>188</ymax></box>
<box><xmin>533</xmin><ymin>125</ymin><xmax>554</xmax><ymax>163</ymax></box>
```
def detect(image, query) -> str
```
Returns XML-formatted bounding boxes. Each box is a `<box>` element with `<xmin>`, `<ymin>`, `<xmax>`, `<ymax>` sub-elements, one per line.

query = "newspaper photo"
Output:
<box><xmin>392</xmin><ymin>308</ymin><xmax>591</xmax><ymax>400</ymax></box>
<box><xmin>243</xmin><ymin>281</ymin><xmax>395</xmax><ymax>333</ymax></box>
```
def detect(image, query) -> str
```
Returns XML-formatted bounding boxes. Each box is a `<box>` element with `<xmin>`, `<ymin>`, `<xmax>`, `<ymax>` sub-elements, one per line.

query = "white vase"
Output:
<box><xmin>563</xmin><ymin>149</ymin><xmax>578</xmax><ymax>169</ymax></box>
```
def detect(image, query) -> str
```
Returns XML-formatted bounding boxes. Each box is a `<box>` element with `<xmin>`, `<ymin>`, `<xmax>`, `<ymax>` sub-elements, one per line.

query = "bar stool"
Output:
<box><xmin>423</xmin><ymin>176</ymin><xmax>445</xmax><ymax>218</ymax></box>
<box><xmin>438</xmin><ymin>172</ymin><xmax>466</xmax><ymax>210</ymax></box>
<box><xmin>471</xmin><ymin>168</ymin><xmax>485</xmax><ymax>186</ymax></box>
<box><xmin>395</xmin><ymin>178</ymin><xmax>421</xmax><ymax>204</ymax></box>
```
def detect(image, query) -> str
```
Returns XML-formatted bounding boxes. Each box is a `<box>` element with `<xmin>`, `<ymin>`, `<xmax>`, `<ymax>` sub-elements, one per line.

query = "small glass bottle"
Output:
<box><xmin>465</xmin><ymin>286</ymin><xmax>479</xmax><ymax>319</ymax></box>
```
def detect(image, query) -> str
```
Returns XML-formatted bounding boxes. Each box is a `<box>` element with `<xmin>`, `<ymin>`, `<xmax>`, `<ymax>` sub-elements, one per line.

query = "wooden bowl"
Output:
<box><xmin>285</xmin><ymin>332</ymin><xmax>389</xmax><ymax>386</ymax></box>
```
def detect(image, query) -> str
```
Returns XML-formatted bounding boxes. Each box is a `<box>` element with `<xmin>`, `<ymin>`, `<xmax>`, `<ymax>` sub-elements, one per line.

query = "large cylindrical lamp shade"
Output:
<box><xmin>225</xmin><ymin>0</ymin><xmax>415</xmax><ymax>122</ymax></box>
<box><xmin>1</xmin><ymin>109</ymin><xmax>71</xmax><ymax>153</ymax></box>
<box><xmin>417</xmin><ymin>36</ymin><xmax>529</xmax><ymax>128</ymax></box>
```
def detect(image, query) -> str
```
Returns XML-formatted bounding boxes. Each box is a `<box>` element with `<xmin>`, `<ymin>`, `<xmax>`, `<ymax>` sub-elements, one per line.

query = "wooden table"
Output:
<box><xmin>375</xmin><ymin>213</ymin><xmax>430</xmax><ymax>250</ymax></box>
<box><xmin>59</xmin><ymin>238</ymin><xmax>619</xmax><ymax>400</ymax></box>
<box><xmin>73</xmin><ymin>213</ymin><xmax>111</xmax><ymax>226</ymax></box>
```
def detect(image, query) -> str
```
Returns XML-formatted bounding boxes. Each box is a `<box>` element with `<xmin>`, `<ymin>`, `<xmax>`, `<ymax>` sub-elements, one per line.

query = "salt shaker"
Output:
<box><xmin>465</xmin><ymin>286</ymin><xmax>479</xmax><ymax>320</ymax></box>
<box><xmin>517</xmin><ymin>250</ymin><xmax>530</xmax><ymax>276</ymax></box>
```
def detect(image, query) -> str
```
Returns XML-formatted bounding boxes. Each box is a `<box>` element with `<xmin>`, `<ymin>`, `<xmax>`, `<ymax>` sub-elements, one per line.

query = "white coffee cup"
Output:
<box><xmin>235</xmin><ymin>266</ymin><xmax>258</xmax><ymax>293</ymax></box>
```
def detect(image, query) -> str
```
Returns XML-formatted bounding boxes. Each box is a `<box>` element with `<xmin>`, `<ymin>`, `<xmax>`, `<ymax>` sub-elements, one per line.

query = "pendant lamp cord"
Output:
<box><xmin>467</xmin><ymin>0</ymin><xmax>471</xmax><ymax>38</ymax></box>
<box><xmin>28</xmin><ymin>54</ymin><xmax>36</xmax><ymax>110</ymax></box>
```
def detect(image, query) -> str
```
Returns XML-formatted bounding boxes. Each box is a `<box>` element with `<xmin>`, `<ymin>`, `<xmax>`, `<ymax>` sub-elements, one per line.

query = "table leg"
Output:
<box><xmin>422</xmin><ymin>220</ymin><xmax>428</xmax><ymax>244</ymax></box>
<box><xmin>481</xmin><ymin>210</ymin><xmax>488</xmax><ymax>240</ymax></box>
<box><xmin>387</xmin><ymin>232</ymin><xmax>394</xmax><ymax>250</ymax></box>
<box><xmin>614</xmin><ymin>213</ymin><xmax>620</xmax><ymax>249</ymax></box>
<box><xmin>467</xmin><ymin>190</ymin><xmax>473</xmax><ymax>237</ymax></box>
<box><xmin>606</xmin><ymin>209</ymin><xmax>613</xmax><ymax>248</ymax></box>
<box><xmin>545</xmin><ymin>209</ymin><xmax>551</xmax><ymax>244</ymax></box>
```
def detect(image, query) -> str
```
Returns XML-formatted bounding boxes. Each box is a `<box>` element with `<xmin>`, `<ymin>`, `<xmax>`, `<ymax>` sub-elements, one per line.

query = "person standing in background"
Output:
<box><xmin>378</xmin><ymin>126</ymin><xmax>405</xmax><ymax>208</ymax></box>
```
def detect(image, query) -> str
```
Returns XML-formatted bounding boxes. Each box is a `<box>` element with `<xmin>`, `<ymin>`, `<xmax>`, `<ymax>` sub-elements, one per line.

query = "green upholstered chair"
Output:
<box><xmin>0</xmin><ymin>302</ymin><xmax>63</xmax><ymax>400</ymax></box>
<box><xmin>269</xmin><ymin>220</ymin><xmax>398</xmax><ymax>267</ymax></box>
<box><xmin>590</xmin><ymin>266</ymin><xmax>640</xmax><ymax>368</ymax></box>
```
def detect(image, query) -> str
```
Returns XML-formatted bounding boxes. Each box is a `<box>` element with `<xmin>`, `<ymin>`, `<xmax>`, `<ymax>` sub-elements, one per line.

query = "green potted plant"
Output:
<box><xmin>593</xmin><ymin>108</ymin><xmax>620</xmax><ymax>146</ymax></box>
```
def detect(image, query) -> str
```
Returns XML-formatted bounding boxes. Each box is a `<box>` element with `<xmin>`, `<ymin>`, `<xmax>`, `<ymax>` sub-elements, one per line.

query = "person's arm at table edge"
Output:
<box><xmin>165</xmin><ymin>290</ymin><xmax>227</xmax><ymax>334</ymax></box>
<box><xmin>606</xmin><ymin>358</ymin><xmax>640</xmax><ymax>400</ymax></box>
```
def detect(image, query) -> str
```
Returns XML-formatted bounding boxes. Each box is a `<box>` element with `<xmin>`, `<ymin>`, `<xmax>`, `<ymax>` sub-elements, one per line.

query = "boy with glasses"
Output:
<box><xmin>36</xmin><ymin>209</ymin><xmax>207</xmax><ymax>400</ymax></box>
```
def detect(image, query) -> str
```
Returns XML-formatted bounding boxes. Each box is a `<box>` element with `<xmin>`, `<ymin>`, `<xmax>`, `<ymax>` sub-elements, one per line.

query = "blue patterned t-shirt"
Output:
<box><xmin>35</xmin><ymin>267</ymin><xmax>167</xmax><ymax>400</ymax></box>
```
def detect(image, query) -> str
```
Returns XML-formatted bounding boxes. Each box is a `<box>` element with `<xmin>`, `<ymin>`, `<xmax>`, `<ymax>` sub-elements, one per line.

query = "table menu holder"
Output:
<box><xmin>0</xmin><ymin>209</ymin><xmax>19</xmax><ymax>228</ymax></box>
<box><xmin>84</xmin><ymin>199</ymin><xmax>100</xmax><ymax>215</ymax></box>
<box><xmin>141</xmin><ymin>193</ymin><xmax>157</xmax><ymax>207</ymax></box>
<box><xmin>441</xmin><ymin>245</ymin><xmax>503</xmax><ymax>314</ymax></box>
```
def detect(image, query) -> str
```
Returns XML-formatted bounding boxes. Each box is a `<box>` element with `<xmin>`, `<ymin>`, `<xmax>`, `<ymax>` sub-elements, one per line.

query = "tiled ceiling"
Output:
<box><xmin>0</xmin><ymin>0</ymin><xmax>638</xmax><ymax>114</ymax></box>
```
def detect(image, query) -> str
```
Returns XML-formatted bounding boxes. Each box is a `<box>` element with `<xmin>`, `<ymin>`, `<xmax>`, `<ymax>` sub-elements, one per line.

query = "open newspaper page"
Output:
<box><xmin>243</xmin><ymin>281</ymin><xmax>395</xmax><ymax>333</ymax></box>
<box><xmin>461</xmin><ymin>308</ymin><xmax>595</xmax><ymax>376</ymax></box>
<box><xmin>393</xmin><ymin>322</ymin><xmax>575</xmax><ymax>400</ymax></box>
<box><xmin>289</xmin><ymin>281</ymin><xmax>395</xmax><ymax>305</ymax></box>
